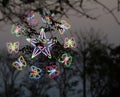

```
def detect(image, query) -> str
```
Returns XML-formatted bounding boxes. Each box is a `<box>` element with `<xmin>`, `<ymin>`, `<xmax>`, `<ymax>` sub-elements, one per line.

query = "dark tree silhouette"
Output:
<box><xmin>74</xmin><ymin>28</ymin><xmax>113</xmax><ymax>97</ymax></box>
<box><xmin>0</xmin><ymin>0</ymin><xmax>119</xmax><ymax>25</ymax></box>
<box><xmin>0</xmin><ymin>0</ymin><xmax>120</xmax><ymax>97</ymax></box>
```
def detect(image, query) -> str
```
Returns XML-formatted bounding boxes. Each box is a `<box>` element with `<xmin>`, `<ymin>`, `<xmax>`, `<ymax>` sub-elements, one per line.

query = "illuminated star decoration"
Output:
<box><xmin>44</xmin><ymin>38</ymin><xmax>57</xmax><ymax>59</ymax></box>
<box><xmin>38</xmin><ymin>27</ymin><xmax>47</xmax><ymax>43</ymax></box>
<box><xmin>29</xmin><ymin>66</ymin><xmax>42</xmax><ymax>79</ymax></box>
<box><xmin>11</xmin><ymin>23</ymin><xmax>25</xmax><ymax>37</ymax></box>
<box><xmin>58</xmin><ymin>53</ymin><xmax>72</xmax><ymax>67</ymax></box>
<box><xmin>56</xmin><ymin>20</ymin><xmax>71</xmax><ymax>34</ymax></box>
<box><xmin>12</xmin><ymin>56</ymin><xmax>27</xmax><ymax>71</ymax></box>
<box><xmin>64</xmin><ymin>37</ymin><xmax>76</xmax><ymax>48</ymax></box>
<box><xmin>25</xmin><ymin>11</ymin><xmax>38</xmax><ymax>25</ymax></box>
<box><xmin>6</xmin><ymin>41</ymin><xmax>20</xmax><ymax>54</ymax></box>
<box><xmin>26</xmin><ymin>28</ymin><xmax>57</xmax><ymax>59</ymax></box>
<box><xmin>46</xmin><ymin>65</ymin><xmax>60</xmax><ymax>79</ymax></box>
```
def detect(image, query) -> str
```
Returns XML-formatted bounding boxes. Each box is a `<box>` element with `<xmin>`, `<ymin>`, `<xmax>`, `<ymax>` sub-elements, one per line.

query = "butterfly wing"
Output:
<box><xmin>64</xmin><ymin>37</ymin><xmax>69</xmax><ymax>48</ymax></box>
<box><xmin>14</xmin><ymin>42</ymin><xmax>19</xmax><ymax>53</ymax></box>
<box><xmin>61</xmin><ymin>20</ymin><xmax>71</xmax><ymax>29</ymax></box>
<box><xmin>50</xmin><ymin>70</ymin><xmax>59</xmax><ymax>79</ymax></box>
<box><xmin>6</xmin><ymin>42</ymin><xmax>13</xmax><ymax>54</ymax></box>
<box><xmin>65</xmin><ymin>55</ymin><xmax>72</xmax><ymax>67</ymax></box>
<box><xmin>19</xmin><ymin>56</ymin><xmax>27</xmax><ymax>67</ymax></box>
<box><xmin>12</xmin><ymin>61</ymin><xmax>22</xmax><ymax>71</ymax></box>
<box><xmin>71</xmin><ymin>37</ymin><xmax>76</xmax><ymax>48</ymax></box>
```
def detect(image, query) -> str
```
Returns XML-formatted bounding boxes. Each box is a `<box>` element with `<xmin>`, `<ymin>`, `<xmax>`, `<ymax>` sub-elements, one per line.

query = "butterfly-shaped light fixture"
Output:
<box><xmin>11</xmin><ymin>23</ymin><xmax>25</xmax><ymax>37</ymax></box>
<box><xmin>12</xmin><ymin>56</ymin><xmax>27</xmax><ymax>71</ymax></box>
<box><xmin>6</xmin><ymin>41</ymin><xmax>20</xmax><ymax>54</ymax></box>
<box><xmin>29</xmin><ymin>66</ymin><xmax>42</xmax><ymax>79</ymax></box>
<box><xmin>58</xmin><ymin>53</ymin><xmax>72</xmax><ymax>67</ymax></box>
<box><xmin>25</xmin><ymin>11</ymin><xmax>38</xmax><ymax>25</ymax></box>
<box><xmin>64</xmin><ymin>37</ymin><xmax>76</xmax><ymax>48</ymax></box>
<box><xmin>46</xmin><ymin>65</ymin><xmax>59</xmax><ymax>79</ymax></box>
<box><xmin>55</xmin><ymin>20</ymin><xmax>71</xmax><ymax>34</ymax></box>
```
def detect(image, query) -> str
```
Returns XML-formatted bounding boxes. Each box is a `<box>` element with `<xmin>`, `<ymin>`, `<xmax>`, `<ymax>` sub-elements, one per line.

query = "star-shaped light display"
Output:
<box><xmin>38</xmin><ymin>27</ymin><xmax>47</xmax><ymax>42</ymax></box>
<box><xmin>26</xmin><ymin>29</ymin><xmax>57</xmax><ymax>59</ymax></box>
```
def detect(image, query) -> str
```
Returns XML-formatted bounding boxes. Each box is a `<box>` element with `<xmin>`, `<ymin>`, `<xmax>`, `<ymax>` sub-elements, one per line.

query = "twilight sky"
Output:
<box><xmin>0</xmin><ymin>0</ymin><xmax>120</xmax><ymax>50</ymax></box>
